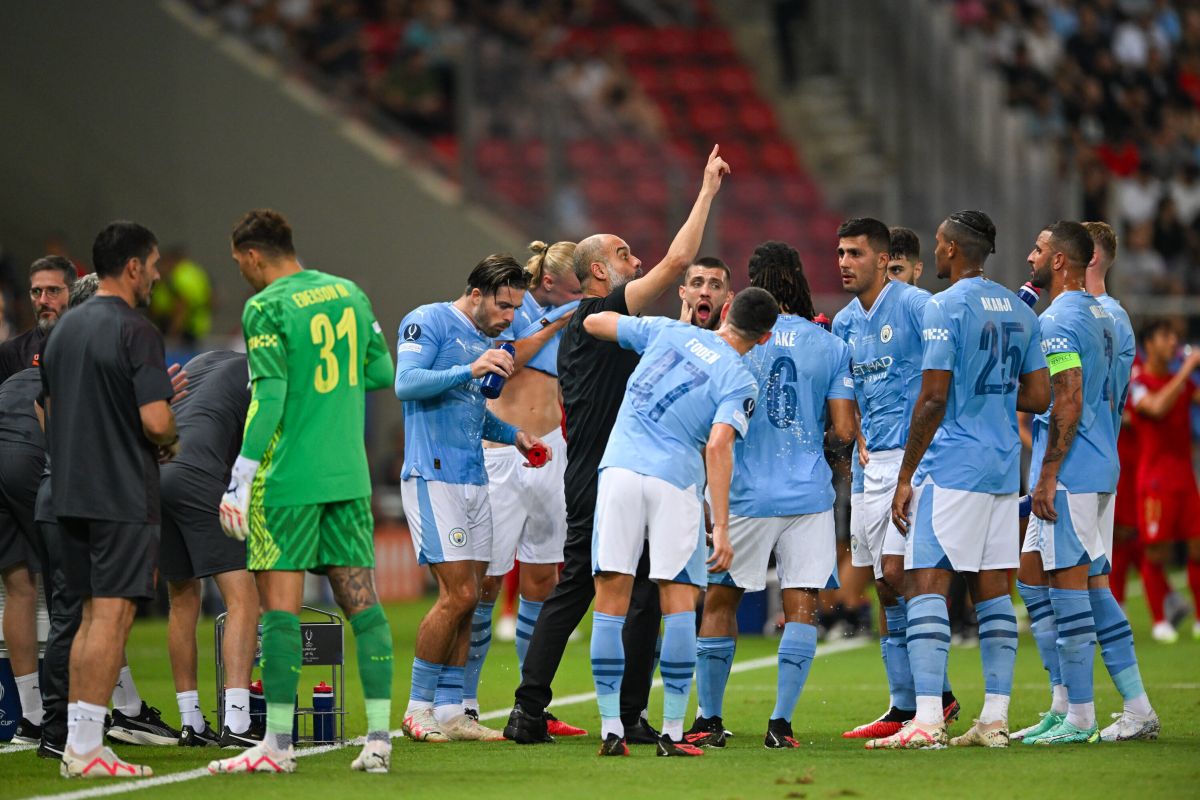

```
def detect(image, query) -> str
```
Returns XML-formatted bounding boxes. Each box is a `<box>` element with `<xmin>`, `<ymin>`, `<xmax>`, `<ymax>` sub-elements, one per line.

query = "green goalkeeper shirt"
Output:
<box><xmin>242</xmin><ymin>269</ymin><xmax>393</xmax><ymax>506</ymax></box>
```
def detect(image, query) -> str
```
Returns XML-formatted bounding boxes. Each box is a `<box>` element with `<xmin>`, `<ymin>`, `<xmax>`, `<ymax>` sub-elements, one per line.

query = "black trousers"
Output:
<box><xmin>515</xmin><ymin>481</ymin><xmax>661</xmax><ymax>723</ymax></box>
<box><xmin>33</xmin><ymin>475</ymin><xmax>81</xmax><ymax>747</ymax></box>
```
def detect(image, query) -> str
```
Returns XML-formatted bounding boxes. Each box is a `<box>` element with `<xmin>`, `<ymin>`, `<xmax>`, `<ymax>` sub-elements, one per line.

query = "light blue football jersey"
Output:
<box><xmin>599</xmin><ymin>317</ymin><xmax>759</xmax><ymax>492</ymax></box>
<box><xmin>731</xmin><ymin>316</ymin><xmax>855</xmax><ymax>517</ymax></box>
<box><xmin>832</xmin><ymin>280</ymin><xmax>929</xmax><ymax>452</ymax></box>
<box><xmin>915</xmin><ymin>277</ymin><xmax>1046</xmax><ymax>494</ymax></box>
<box><xmin>396</xmin><ymin>302</ymin><xmax>493</xmax><ymax>485</ymax></box>
<box><xmin>497</xmin><ymin>293</ymin><xmax>580</xmax><ymax>377</ymax></box>
<box><xmin>1029</xmin><ymin>291</ymin><xmax>1120</xmax><ymax>494</ymax></box>
<box><xmin>1096</xmin><ymin>293</ymin><xmax>1135</xmax><ymax>425</ymax></box>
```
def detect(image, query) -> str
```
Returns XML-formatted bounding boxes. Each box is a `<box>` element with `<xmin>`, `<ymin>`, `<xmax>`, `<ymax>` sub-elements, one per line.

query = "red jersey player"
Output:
<box><xmin>1130</xmin><ymin>320</ymin><xmax>1200</xmax><ymax>643</ymax></box>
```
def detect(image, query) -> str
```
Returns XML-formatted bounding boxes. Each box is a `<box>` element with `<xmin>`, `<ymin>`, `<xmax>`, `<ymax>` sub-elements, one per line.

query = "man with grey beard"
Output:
<box><xmin>0</xmin><ymin>256</ymin><xmax>76</xmax><ymax>385</ymax></box>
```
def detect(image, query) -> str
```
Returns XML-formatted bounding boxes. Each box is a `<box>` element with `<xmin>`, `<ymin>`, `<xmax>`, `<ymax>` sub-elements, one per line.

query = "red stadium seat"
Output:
<box><xmin>697</xmin><ymin>29</ymin><xmax>737</xmax><ymax>62</ymax></box>
<box><xmin>656</xmin><ymin>28</ymin><xmax>696</xmax><ymax>60</ymax></box>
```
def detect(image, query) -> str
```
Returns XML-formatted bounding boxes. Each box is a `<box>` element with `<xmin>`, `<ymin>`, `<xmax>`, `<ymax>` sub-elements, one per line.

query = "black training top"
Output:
<box><xmin>557</xmin><ymin>283</ymin><xmax>640</xmax><ymax>526</ymax></box>
<box><xmin>0</xmin><ymin>326</ymin><xmax>48</xmax><ymax>387</ymax></box>
<box><xmin>169</xmin><ymin>350</ymin><xmax>250</xmax><ymax>485</ymax></box>
<box><xmin>0</xmin><ymin>367</ymin><xmax>46</xmax><ymax>449</ymax></box>
<box><xmin>41</xmin><ymin>296</ymin><xmax>173</xmax><ymax>523</ymax></box>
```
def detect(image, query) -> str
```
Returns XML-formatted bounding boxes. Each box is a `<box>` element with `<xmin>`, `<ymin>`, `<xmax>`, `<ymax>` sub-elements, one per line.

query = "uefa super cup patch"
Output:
<box><xmin>403</xmin><ymin>323</ymin><xmax>422</xmax><ymax>342</ymax></box>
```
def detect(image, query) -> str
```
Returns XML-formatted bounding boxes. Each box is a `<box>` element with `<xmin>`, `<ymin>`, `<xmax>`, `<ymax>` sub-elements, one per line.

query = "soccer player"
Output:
<box><xmin>678</xmin><ymin>256</ymin><xmax>733</xmax><ymax>330</ymax></box>
<box><xmin>871</xmin><ymin>210</ymin><xmax>1048</xmax><ymax>750</ymax></box>
<box><xmin>42</xmin><ymin>221</ymin><xmax>178</xmax><ymax>778</ymax></box>
<box><xmin>504</xmin><ymin>146</ymin><xmax>730</xmax><ymax>745</ymax></box>
<box><xmin>0</xmin><ymin>255</ymin><xmax>74</xmax><ymax>384</ymax></box>
<box><xmin>394</xmin><ymin>254</ymin><xmax>551</xmax><ymax>744</ymax></box>
<box><xmin>585</xmin><ymin>287</ymin><xmax>777</xmax><ymax>757</ymax></box>
<box><xmin>887</xmin><ymin>227</ymin><xmax>924</xmax><ymax>285</ymax></box>
<box><xmin>160</xmin><ymin>350</ymin><xmax>260</xmax><ymax>747</ymax></box>
<box><xmin>468</xmin><ymin>241</ymin><xmax>582</xmax><ymax>735</ymax></box>
<box><xmin>688</xmin><ymin>242</ymin><xmax>854</xmax><ymax>750</ymax></box>
<box><xmin>1130</xmin><ymin>320</ymin><xmax>1200</xmax><ymax>643</ymax></box>
<box><xmin>210</xmin><ymin>209</ymin><xmax>397</xmax><ymax>775</ymax></box>
<box><xmin>1075</xmin><ymin>222</ymin><xmax>1161</xmax><ymax>741</ymax></box>
<box><xmin>831</xmin><ymin>218</ymin><xmax>958</xmax><ymax>739</ymax></box>
<box><xmin>1018</xmin><ymin>221</ymin><xmax>1121</xmax><ymax>746</ymax></box>
<box><xmin>1083</xmin><ymin>223</ymin><xmax>1142</xmax><ymax>606</ymax></box>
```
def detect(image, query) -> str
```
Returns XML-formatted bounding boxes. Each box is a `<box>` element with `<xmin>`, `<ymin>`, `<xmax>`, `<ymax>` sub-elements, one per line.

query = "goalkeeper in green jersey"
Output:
<box><xmin>210</xmin><ymin>209</ymin><xmax>396</xmax><ymax>776</ymax></box>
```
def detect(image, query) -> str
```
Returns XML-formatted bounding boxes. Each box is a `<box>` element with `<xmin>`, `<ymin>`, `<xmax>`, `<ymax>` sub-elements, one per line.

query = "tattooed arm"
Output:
<box><xmin>891</xmin><ymin>370</ymin><xmax>951</xmax><ymax>534</ymax></box>
<box><xmin>1031</xmin><ymin>366</ymin><xmax>1082</xmax><ymax>522</ymax></box>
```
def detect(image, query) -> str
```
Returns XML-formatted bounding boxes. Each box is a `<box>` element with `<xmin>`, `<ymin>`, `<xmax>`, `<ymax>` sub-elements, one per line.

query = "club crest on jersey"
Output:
<box><xmin>880</xmin><ymin>324</ymin><xmax>893</xmax><ymax>343</ymax></box>
<box><xmin>448</xmin><ymin>528</ymin><xmax>468</xmax><ymax>547</ymax></box>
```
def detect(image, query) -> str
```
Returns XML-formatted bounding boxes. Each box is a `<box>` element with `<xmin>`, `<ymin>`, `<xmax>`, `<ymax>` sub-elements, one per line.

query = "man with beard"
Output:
<box><xmin>679</xmin><ymin>257</ymin><xmax>732</xmax><ymax>330</ymax></box>
<box><xmin>42</xmin><ymin>221</ymin><xmax>178</xmax><ymax>778</ymax></box>
<box><xmin>0</xmin><ymin>256</ymin><xmax>75</xmax><ymax>384</ymax></box>
<box><xmin>0</xmin><ymin>255</ymin><xmax>75</xmax><ymax>742</ymax></box>
<box><xmin>394</xmin><ymin>255</ymin><xmax>552</xmax><ymax>745</ymax></box>
<box><xmin>505</xmin><ymin>146</ymin><xmax>730</xmax><ymax>745</ymax></box>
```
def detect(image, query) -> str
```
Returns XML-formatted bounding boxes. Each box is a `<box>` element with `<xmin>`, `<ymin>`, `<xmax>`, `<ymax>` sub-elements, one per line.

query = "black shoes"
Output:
<box><xmin>764</xmin><ymin>717</ymin><xmax>800</xmax><ymax>749</ymax></box>
<box><xmin>684</xmin><ymin>714</ymin><xmax>727</xmax><ymax>748</ymax></box>
<box><xmin>623</xmin><ymin>716</ymin><xmax>661</xmax><ymax>745</ymax></box>
<box><xmin>655</xmin><ymin>733</ymin><xmax>704</xmax><ymax>757</ymax></box>
<box><xmin>179</xmin><ymin>721</ymin><xmax>222</xmax><ymax>747</ymax></box>
<box><xmin>108</xmin><ymin>702</ymin><xmax>180</xmax><ymax>746</ymax></box>
<box><xmin>36</xmin><ymin>737</ymin><xmax>64</xmax><ymax>760</ymax></box>
<box><xmin>503</xmin><ymin>704</ymin><xmax>554</xmax><ymax>744</ymax></box>
<box><xmin>597</xmin><ymin>732</ymin><xmax>629</xmax><ymax>756</ymax></box>
<box><xmin>13</xmin><ymin>717</ymin><xmax>42</xmax><ymax>744</ymax></box>
<box><xmin>218</xmin><ymin>721</ymin><xmax>265</xmax><ymax>748</ymax></box>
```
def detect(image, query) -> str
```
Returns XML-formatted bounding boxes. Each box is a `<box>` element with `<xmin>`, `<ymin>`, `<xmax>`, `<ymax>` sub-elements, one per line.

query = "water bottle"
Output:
<box><xmin>249</xmin><ymin>679</ymin><xmax>265</xmax><ymax>729</ymax></box>
<box><xmin>249</xmin><ymin>679</ymin><xmax>298</xmax><ymax>739</ymax></box>
<box><xmin>479</xmin><ymin>342</ymin><xmax>516</xmax><ymax>399</ymax></box>
<box><xmin>312</xmin><ymin>681</ymin><xmax>335</xmax><ymax>743</ymax></box>
<box><xmin>525</xmin><ymin>443</ymin><xmax>548</xmax><ymax>468</ymax></box>
<box><xmin>1017</xmin><ymin>282</ymin><xmax>1041</xmax><ymax>308</ymax></box>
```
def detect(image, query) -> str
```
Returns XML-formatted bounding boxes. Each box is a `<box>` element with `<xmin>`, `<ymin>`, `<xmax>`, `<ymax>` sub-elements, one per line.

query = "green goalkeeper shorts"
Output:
<box><xmin>248</xmin><ymin>496</ymin><xmax>375</xmax><ymax>572</ymax></box>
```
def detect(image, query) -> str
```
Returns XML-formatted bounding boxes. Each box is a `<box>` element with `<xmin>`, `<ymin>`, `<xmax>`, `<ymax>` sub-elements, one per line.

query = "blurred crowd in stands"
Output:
<box><xmin>189</xmin><ymin>0</ymin><xmax>671</xmax><ymax>141</ymax></box>
<box><xmin>956</xmin><ymin>0</ymin><xmax>1200</xmax><ymax>297</ymax></box>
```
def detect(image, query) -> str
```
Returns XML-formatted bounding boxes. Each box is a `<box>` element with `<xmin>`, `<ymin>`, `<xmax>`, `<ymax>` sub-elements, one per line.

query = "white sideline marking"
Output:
<box><xmin>16</xmin><ymin>637</ymin><xmax>868</xmax><ymax>799</ymax></box>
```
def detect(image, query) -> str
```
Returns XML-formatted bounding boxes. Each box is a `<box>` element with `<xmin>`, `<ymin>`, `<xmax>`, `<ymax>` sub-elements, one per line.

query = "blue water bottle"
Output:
<box><xmin>1017</xmin><ymin>281</ymin><xmax>1041</xmax><ymax>308</ymax></box>
<box><xmin>479</xmin><ymin>342</ymin><xmax>516</xmax><ymax>400</ymax></box>
<box><xmin>313</xmin><ymin>681</ymin><xmax>335</xmax><ymax>743</ymax></box>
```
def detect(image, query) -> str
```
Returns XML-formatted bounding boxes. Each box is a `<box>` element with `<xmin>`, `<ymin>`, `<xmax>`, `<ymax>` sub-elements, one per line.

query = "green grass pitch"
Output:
<box><xmin>3</xmin><ymin>588</ymin><xmax>1198</xmax><ymax>800</ymax></box>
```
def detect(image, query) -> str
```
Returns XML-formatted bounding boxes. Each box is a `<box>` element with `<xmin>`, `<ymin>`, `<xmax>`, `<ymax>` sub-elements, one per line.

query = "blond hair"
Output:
<box><xmin>1082</xmin><ymin>220</ymin><xmax>1118</xmax><ymax>263</ymax></box>
<box><xmin>526</xmin><ymin>240</ymin><xmax>576</xmax><ymax>289</ymax></box>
